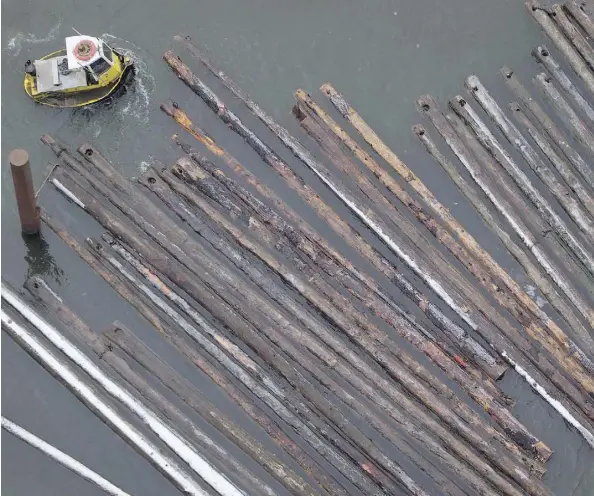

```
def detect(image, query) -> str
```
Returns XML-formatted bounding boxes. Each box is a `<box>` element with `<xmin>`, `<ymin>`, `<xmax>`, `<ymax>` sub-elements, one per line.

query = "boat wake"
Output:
<box><xmin>5</xmin><ymin>21</ymin><xmax>62</xmax><ymax>57</ymax></box>
<box><xmin>101</xmin><ymin>34</ymin><xmax>155</xmax><ymax>125</ymax></box>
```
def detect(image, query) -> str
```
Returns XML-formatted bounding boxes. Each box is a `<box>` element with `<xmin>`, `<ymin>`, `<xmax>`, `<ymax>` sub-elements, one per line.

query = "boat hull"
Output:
<box><xmin>24</xmin><ymin>49</ymin><xmax>134</xmax><ymax>108</ymax></box>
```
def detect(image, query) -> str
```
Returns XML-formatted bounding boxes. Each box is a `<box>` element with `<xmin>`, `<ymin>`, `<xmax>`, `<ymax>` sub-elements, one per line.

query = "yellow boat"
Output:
<box><xmin>24</xmin><ymin>35</ymin><xmax>134</xmax><ymax>108</ymax></box>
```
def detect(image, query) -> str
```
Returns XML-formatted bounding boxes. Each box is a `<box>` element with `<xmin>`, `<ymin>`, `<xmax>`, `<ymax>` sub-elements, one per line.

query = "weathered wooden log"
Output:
<box><xmin>104</xmin><ymin>234</ymin><xmax>469</xmax><ymax>496</ymax></box>
<box><xmin>468</xmin><ymin>73</ymin><xmax>594</xmax><ymax>242</ymax></box>
<box><xmin>151</xmin><ymin>167</ymin><xmax>551</xmax><ymax>495</ymax></box>
<box><xmin>0</xmin><ymin>301</ymin><xmax>209</xmax><ymax>496</ymax></box>
<box><xmin>50</xmin><ymin>171</ymin><xmax>387</xmax><ymax>496</ymax></box>
<box><xmin>418</xmin><ymin>95</ymin><xmax>594</xmax><ymax>428</ymax></box>
<box><xmin>465</xmin><ymin>75</ymin><xmax>594</xmax><ymax>279</ymax></box>
<box><xmin>26</xmin><ymin>277</ymin><xmax>279</xmax><ymax>496</ymax></box>
<box><xmin>311</xmin><ymin>84</ymin><xmax>594</xmax><ymax>370</ymax></box>
<box><xmin>533</xmin><ymin>45</ymin><xmax>594</xmax><ymax>125</ymax></box>
<box><xmin>534</xmin><ymin>72</ymin><xmax>594</xmax><ymax>159</ymax></box>
<box><xmin>415</xmin><ymin>122</ymin><xmax>594</xmax><ymax>357</ymax></box>
<box><xmin>504</xmin><ymin>65</ymin><xmax>594</xmax><ymax>219</ymax></box>
<box><xmin>165</xmin><ymin>160</ymin><xmax>551</xmax><ymax>473</ymax></box>
<box><xmin>505</xmin><ymin>61</ymin><xmax>594</xmax><ymax>189</ymax></box>
<box><xmin>551</xmin><ymin>3</ymin><xmax>594</xmax><ymax>72</ymax></box>
<box><xmin>449</xmin><ymin>91</ymin><xmax>594</xmax><ymax>302</ymax></box>
<box><xmin>161</xmin><ymin>54</ymin><xmax>515</xmax><ymax>380</ymax></box>
<box><xmin>564</xmin><ymin>0</ymin><xmax>594</xmax><ymax>39</ymax></box>
<box><xmin>527</xmin><ymin>1</ymin><xmax>594</xmax><ymax>97</ymax></box>
<box><xmin>163</xmin><ymin>115</ymin><xmax>504</xmax><ymax>384</ymax></box>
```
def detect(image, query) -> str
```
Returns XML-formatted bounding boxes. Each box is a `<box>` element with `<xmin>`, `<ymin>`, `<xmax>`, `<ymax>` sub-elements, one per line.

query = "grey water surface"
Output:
<box><xmin>2</xmin><ymin>0</ymin><xmax>594</xmax><ymax>494</ymax></box>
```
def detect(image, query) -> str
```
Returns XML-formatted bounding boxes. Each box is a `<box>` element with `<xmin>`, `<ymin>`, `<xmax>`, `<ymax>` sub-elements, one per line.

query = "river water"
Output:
<box><xmin>2</xmin><ymin>0</ymin><xmax>594</xmax><ymax>494</ymax></box>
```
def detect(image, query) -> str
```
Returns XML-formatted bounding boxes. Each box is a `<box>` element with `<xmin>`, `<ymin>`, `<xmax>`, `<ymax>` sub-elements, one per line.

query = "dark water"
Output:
<box><xmin>2</xmin><ymin>0</ymin><xmax>594</xmax><ymax>494</ymax></box>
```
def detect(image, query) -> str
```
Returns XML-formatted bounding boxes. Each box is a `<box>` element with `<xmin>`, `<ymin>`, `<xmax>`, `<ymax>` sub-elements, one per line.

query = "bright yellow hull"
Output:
<box><xmin>24</xmin><ymin>48</ymin><xmax>134</xmax><ymax>108</ymax></box>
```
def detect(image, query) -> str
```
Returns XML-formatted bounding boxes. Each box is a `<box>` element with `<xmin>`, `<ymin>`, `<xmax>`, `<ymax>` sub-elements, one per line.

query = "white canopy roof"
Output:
<box><xmin>65</xmin><ymin>36</ymin><xmax>103</xmax><ymax>70</ymax></box>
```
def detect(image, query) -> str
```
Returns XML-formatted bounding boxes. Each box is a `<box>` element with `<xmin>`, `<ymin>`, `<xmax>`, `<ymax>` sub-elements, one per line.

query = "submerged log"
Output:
<box><xmin>418</xmin><ymin>95</ymin><xmax>594</xmax><ymax>428</ymax></box>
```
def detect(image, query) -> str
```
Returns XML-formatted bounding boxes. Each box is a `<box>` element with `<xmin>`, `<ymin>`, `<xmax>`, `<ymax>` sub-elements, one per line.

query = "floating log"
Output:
<box><xmin>564</xmin><ymin>0</ymin><xmax>594</xmax><ymax>39</ymax></box>
<box><xmin>49</xmin><ymin>167</ymin><xmax>394</xmax><ymax>496</ymax></box>
<box><xmin>166</xmin><ymin>161</ymin><xmax>552</xmax><ymax>475</ymax></box>
<box><xmin>532</xmin><ymin>45</ymin><xmax>594</xmax><ymax>125</ymax></box>
<box><xmin>414</xmin><ymin>123</ymin><xmax>594</xmax><ymax>369</ymax></box>
<box><xmin>26</xmin><ymin>277</ymin><xmax>278</xmax><ymax>496</ymax></box>
<box><xmin>163</xmin><ymin>115</ymin><xmax>504</xmax><ymax>384</ymax></box>
<box><xmin>103</xmin><ymin>232</ymin><xmax>465</xmax><ymax>496</ymax></box>
<box><xmin>2</xmin><ymin>416</ymin><xmax>131</xmax><ymax>496</ymax></box>
<box><xmin>503</xmin><ymin>65</ymin><xmax>594</xmax><ymax>219</ymax></box>
<box><xmin>162</xmin><ymin>52</ymin><xmax>515</xmax><ymax>383</ymax></box>
<box><xmin>1</xmin><ymin>288</ymin><xmax>211</xmax><ymax>496</ymax></box>
<box><xmin>313</xmin><ymin>84</ymin><xmax>594</xmax><ymax>372</ymax></box>
<box><xmin>550</xmin><ymin>4</ymin><xmax>594</xmax><ymax>72</ymax></box>
<box><xmin>503</xmin><ymin>63</ymin><xmax>594</xmax><ymax>189</ymax></box>
<box><xmin>534</xmin><ymin>72</ymin><xmax>594</xmax><ymax>159</ymax></box>
<box><xmin>466</xmin><ymin>73</ymin><xmax>594</xmax><ymax>241</ymax></box>
<box><xmin>527</xmin><ymin>1</ymin><xmax>594</xmax><ymax>97</ymax></box>
<box><xmin>418</xmin><ymin>95</ymin><xmax>594</xmax><ymax>427</ymax></box>
<box><xmin>464</xmin><ymin>75</ymin><xmax>594</xmax><ymax>280</ymax></box>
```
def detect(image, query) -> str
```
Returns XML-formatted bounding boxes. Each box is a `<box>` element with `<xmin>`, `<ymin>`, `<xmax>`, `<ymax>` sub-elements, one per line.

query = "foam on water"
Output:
<box><xmin>102</xmin><ymin>34</ymin><xmax>155</xmax><ymax>125</ymax></box>
<box><xmin>5</xmin><ymin>21</ymin><xmax>62</xmax><ymax>56</ymax></box>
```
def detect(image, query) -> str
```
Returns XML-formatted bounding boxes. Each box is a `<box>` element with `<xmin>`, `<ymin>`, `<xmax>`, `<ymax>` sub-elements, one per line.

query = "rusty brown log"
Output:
<box><xmin>418</xmin><ymin>96</ymin><xmax>594</xmax><ymax>427</ymax></box>
<box><xmin>9</xmin><ymin>149</ymin><xmax>41</xmax><ymax>235</ymax></box>
<box><xmin>150</xmin><ymin>165</ymin><xmax>551</xmax><ymax>495</ymax></box>
<box><xmin>25</xmin><ymin>277</ymin><xmax>281</xmax><ymax>496</ymax></box>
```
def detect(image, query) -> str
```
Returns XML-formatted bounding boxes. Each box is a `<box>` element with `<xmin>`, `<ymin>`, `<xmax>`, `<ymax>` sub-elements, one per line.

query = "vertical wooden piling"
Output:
<box><xmin>9</xmin><ymin>149</ymin><xmax>40</xmax><ymax>235</ymax></box>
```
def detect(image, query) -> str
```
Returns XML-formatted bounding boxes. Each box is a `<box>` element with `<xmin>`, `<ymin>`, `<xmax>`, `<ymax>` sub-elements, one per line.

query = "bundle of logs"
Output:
<box><xmin>4</xmin><ymin>1</ymin><xmax>594</xmax><ymax>495</ymax></box>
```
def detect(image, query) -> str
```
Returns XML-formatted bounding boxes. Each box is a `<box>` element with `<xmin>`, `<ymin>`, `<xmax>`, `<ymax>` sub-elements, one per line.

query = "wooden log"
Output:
<box><xmin>551</xmin><ymin>3</ymin><xmax>594</xmax><ymax>72</ymax></box>
<box><xmin>564</xmin><ymin>0</ymin><xmax>594</xmax><ymax>39</ymax></box>
<box><xmin>2</xmin><ymin>416</ymin><xmax>131</xmax><ymax>496</ymax></box>
<box><xmin>534</xmin><ymin>72</ymin><xmax>594</xmax><ymax>160</ymax></box>
<box><xmin>150</xmin><ymin>167</ymin><xmax>550</xmax><ymax>495</ymax></box>
<box><xmin>533</xmin><ymin>45</ymin><xmax>594</xmax><ymax>126</ymax></box>
<box><xmin>448</xmin><ymin>91</ymin><xmax>594</xmax><ymax>301</ymax></box>
<box><xmin>310</xmin><ymin>85</ymin><xmax>594</xmax><ymax>372</ymax></box>
<box><xmin>418</xmin><ymin>95</ymin><xmax>594</xmax><ymax>428</ymax></box>
<box><xmin>466</xmin><ymin>74</ymin><xmax>594</xmax><ymax>242</ymax></box>
<box><xmin>415</xmin><ymin>121</ymin><xmax>594</xmax><ymax>360</ymax></box>
<box><xmin>103</xmin><ymin>235</ymin><xmax>469</xmax><ymax>496</ymax></box>
<box><xmin>165</xmin><ymin>160</ymin><xmax>550</xmax><ymax>474</ymax></box>
<box><xmin>25</xmin><ymin>277</ymin><xmax>279</xmax><ymax>496</ymax></box>
<box><xmin>504</xmin><ymin>65</ymin><xmax>594</xmax><ymax>218</ymax></box>
<box><xmin>527</xmin><ymin>1</ymin><xmax>594</xmax><ymax>97</ymax></box>
<box><xmin>50</xmin><ymin>171</ymin><xmax>385</xmax><ymax>496</ymax></box>
<box><xmin>464</xmin><ymin>75</ymin><xmax>594</xmax><ymax>279</ymax></box>
<box><xmin>161</xmin><ymin>53</ymin><xmax>514</xmax><ymax>380</ymax></box>
<box><xmin>163</xmin><ymin>116</ymin><xmax>504</xmax><ymax>384</ymax></box>
<box><xmin>171</xmin><ymin>145</ymin><xmax>508</xmax><ymax>403</ymax></box>
<box><xmin>506</xmin><ymin>60</ymin><xmax>594</xmax><ymax>189</ymax></box>
<box><xmin>0</xmin><ymin>305</ymin><xmax>209</xmax><ymax>496</ymax></box>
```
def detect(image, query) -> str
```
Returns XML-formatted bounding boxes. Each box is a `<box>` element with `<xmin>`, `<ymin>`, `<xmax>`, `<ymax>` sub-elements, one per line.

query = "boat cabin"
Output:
<box><xmin>28</xmin><ymin>36</ymin><xmax>115</xmax><ymax>93</ymax></box>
